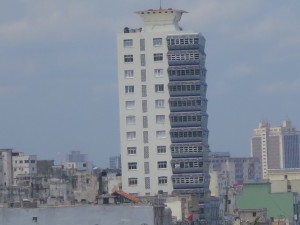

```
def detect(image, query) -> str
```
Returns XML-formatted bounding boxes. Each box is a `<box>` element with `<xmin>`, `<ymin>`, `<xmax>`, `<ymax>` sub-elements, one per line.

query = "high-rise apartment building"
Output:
<box><xmin>118</xmin><ymin>8</ymin><xmax>210</xmax><ymax>200</ymax></box>
<box><xmin>251</xmin><ymin>121</ymin><xmax>300</xmax><ymax>179</ymax></box>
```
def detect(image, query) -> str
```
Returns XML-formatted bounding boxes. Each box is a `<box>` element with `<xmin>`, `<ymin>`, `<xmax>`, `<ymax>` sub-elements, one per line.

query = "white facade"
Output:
<box><xmin>118</xmin><ymin>8</ymin><xmax>210</xmax><ymax>201</ymax></box>
<box><xmin>251</xmin><ymin>121</ymin><xmax>300</xmax><ymax>179</ymax></box>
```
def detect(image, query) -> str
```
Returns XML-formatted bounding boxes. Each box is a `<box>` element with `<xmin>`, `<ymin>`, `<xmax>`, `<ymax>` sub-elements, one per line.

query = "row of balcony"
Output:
<box><xmin>168</xmin><ymin>66</ymin><xmax>207</xmax><ymax>82</ymax></box>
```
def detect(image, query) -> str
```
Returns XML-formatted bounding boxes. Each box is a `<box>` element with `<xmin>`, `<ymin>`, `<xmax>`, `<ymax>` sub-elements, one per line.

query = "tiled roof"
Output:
<box><xmin>112</xmin><ymin>190</ymin><xmax>141</xmax><ymax>203</ymax></box>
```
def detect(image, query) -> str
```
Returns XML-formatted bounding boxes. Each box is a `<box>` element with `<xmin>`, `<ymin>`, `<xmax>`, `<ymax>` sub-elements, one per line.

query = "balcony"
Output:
<box><xmin>169</xmin><ymin>112</ymin><xmax>208</xmax><ymax>128</ymax></box>
<box><xmin>168</xmin><ymin>66</ymin><xmax>206</xmax><ymax>82</ymax></box>
<box><xmin>168</xmin><ymin>81</ymin><xmax>206</xmax><ymax>97</ymax></box>
<box><xmin>169</xmin><ymin>96</ymin><xmax>207</xmax><ymax>113</ymax></box>
<box><xmin>170</xmin><ymin>127</ymin><xmax>208</xmax><ymax>143</ymax></box>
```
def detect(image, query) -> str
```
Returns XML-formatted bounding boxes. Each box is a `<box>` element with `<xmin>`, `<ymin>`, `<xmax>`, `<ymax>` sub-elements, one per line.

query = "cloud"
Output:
<box><xmin>259</xmin><ymin>79</ymin><xmax>300</xmax><ymax>94</ymax></box>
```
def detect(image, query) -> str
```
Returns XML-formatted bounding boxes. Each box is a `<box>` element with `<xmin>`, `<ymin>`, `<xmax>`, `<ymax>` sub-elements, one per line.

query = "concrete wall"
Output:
<box><xmin>0</xmin><ymin>205</ymin><xmax>156</xmax><ymax>225</ymax></box>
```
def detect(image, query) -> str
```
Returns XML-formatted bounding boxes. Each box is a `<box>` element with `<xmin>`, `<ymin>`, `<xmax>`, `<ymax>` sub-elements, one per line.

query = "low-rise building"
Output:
<box><xmin>12</xmin><ymin>153</ymin><xmax>37</xmax><ymax>185</ymax></box>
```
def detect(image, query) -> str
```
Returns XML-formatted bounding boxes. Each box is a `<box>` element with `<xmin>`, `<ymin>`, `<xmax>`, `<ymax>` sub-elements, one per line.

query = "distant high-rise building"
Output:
<box><xmin>117</xmin><ymin>7</ymin><xmax>210</xmax><ymax>206</ymax></box>
<box><xmin>209</xmin><ymin>152</ymin><xmax>261</xmax><ymax>185</ymax></box>
<box><xmin>251</xmin><ymin>121</ymin><xmax>300</xmax><ymax>178</ymax></box>
<box><xmin>109</xmin><ymin>156</ymin><xmax>121</xmax><ymax>169</ymax></box>
<box><xmin>62</xmin><ymin>151</ymin><xmax>93</xmax><ymax>171</ymax></box>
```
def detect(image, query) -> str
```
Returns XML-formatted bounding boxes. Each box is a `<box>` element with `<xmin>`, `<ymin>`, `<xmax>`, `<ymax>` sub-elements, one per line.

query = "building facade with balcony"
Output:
<box><xmin>118</xmin><ymin>8</ymin><xmax>210</xmax><ymax>220</ymax></box>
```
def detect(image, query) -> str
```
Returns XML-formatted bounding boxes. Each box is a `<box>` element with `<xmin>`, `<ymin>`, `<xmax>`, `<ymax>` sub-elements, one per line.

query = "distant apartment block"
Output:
<box><xmin>109</xmin><ymin>156</ymin><xmax>121</xmax><ymax>169</ymax></box>
<box><xmin>209</xmin><ymin>152</ymin><xmax>261</xmax><ymax>186</ymax></box>
<box><xmin>12</xmin><ymin>152</ymin><xmax>37</xmax><ymax>185</ymax></box>
<box><xmin>251</xmin><ymin>121</ymin><xmax>300</xmax><ymax>179</ymax></box>
<box><xmin>62</xmin><ymin>151</ymin><xmax>93</xmax><ymax>171</ymax></box>
<box><xmin>0</xmin><ymin>149</ymin><xmax>13</xmax><ymax>186</ymax></box>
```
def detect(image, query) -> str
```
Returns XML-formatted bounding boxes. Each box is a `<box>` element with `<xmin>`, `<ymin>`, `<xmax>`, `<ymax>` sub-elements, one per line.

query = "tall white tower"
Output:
<box><xmin>117</xmin><ymin>8</ymin><xmax>210</xmax><ymax>209</ymax></box>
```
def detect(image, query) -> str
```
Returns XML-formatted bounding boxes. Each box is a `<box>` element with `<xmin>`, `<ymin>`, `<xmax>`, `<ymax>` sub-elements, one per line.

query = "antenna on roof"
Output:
<box><xmin>159</xmin><ymin>0</ymin><xmax>162</xmax><ymax>9</ymax></box>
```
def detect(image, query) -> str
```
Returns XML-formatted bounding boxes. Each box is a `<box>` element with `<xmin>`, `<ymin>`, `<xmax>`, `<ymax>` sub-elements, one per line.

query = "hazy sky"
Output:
<box><xmin>1</xmin><ymin>0</ymin><xmax>299</xmax><ymax>167</ymax></box>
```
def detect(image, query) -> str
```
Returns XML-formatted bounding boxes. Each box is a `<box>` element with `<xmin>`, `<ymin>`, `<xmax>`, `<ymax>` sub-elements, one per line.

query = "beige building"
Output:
<box><xmin>12</xmin><ymin>153</ymin><xmax>37</xmax><ymax>185</ymax></box>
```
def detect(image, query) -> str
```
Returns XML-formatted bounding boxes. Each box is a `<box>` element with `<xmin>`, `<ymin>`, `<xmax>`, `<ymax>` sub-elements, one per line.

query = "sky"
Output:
<box><xmin>0</xmin><ymin>0</ymin><xmax>299</xmax><ymax>167</ymax></box>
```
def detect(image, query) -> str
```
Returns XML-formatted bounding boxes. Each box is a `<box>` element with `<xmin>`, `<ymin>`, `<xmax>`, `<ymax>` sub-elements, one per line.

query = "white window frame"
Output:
<box><xmin>125</xmin><ymin>101</ymin><xmax>135</xmax><ymax>109</ymax></box>
<box><xmin>126</xmin><ymin>116</ymin><xmax>136</xmax><ymax>125</ymax></box>
<box><xmin>156</xmin><ymin>115</ymin><xmax>165</xmax><ymax>124</ymax></box>
<box><xmin>155</xmin><ymin>84</ymin><xmax>164</xmax><ymax>92</ymax></box>
<box><xmin>158</xmin><ymin>161</ymin><xmax>167</xmax><ymax>169</ymax></box>
<box><xmin>127</xmin><ymin>132</ymin><xmax>136</xmax><ymax>140</ymax></box>
<box><xmin>157</xmin><ymin>146</ymin><xmax>167</xmax><ymax>154</ymax></box>
<box><xmin>153</xmin><ymin>38</ymin><xmax>163</xmax><ymax>46</ymax></box>
<box><xmin>154</xmin><ymin>69</ymin><xmax>164</xmax><ymax>77</ymax></box>
<box><xmin>123</xmin><ymin>39</ymin><xmax>133</xmax><ymax>47</ymax></box>
<box><xmin>127</xmin><ymin>147</ymin><xmax>137</xmax><ymax>155</ymax></box>
<box><xmin>158</xmin><ymin>176</ymin><xmax>168</xmax><ymax>184</ymax></box>
<box><xmin>128</xmin><ymin>178</ymin><xmax>138</xmax><ymax>185</ymax></box>
<box><xmin>125</xmin><ymin>85</ymin><xmax>134</xmax><ymax>93</ymax></box>
<box><xmin>124</xmin><ymin>70</ymin><xmax>134</xmax><ymax>79</ymax></box>
<box><xmin>154</xmin><ymin>53</ymin><xmax>163</xmax><ymax>61</ymax></box>
<box><xmin>155</xmin><ymin>99</ymin><xmax>165</xmax><ymax>108</ymax></box>
<box><xmin>124</xmin><ymin>55</ymin><xmax>133</xmax><ymax>63</ymax></box>
<box><xmin>156</xmin><ymin>130</ymin><xmax>166</xmax><ymax>139</ymax></box>
<box><xmin>128</xmin><ymin>162</ymin><xmax>137</xmax><ymax>170</ymax></box>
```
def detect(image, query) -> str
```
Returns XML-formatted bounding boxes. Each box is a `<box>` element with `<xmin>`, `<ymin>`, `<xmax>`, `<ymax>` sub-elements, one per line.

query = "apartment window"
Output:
<box><xmin>128</xmin><ymin>178</ymin><xmax>137</xmax><ymax>185</ymax></box>
<box><xmin>143</xmin><ymin>116</ymin><xmax>148</xmax><ymax>128</ymax></box>
<box><xmin>153</xmin><ymin>38</ymin><xmax>163</xmax><ymax>46</ymax></box>
<box><xmin>143</xmin><ymin>131</ymin><xmax>149</xmax><ymax>143</ymax></box>
<box><xmin>19</xmin><ymin>160</ymin><xmax>23</xmax><ymax>163</ymax></box>
<box><xmin>25</xmin><ymin>160</ymin><xmax>29</xmax><ymax>163</ymax></box>
<box><xmin>154</xmin><ymin>53</ymin><xmax>163</xmax><ymax>61</ymax></box>
<box><xmin>144</xmin><ymin>162</ymin><xmax>150</xmax><ymax>174</ymax></box>
<box><xmin>140</xmin><ymin>38</ymin><xmax>145</xmax><ymax>51</ymax></box>
<box><xmin>158</xmin><ymin>176</ymin><xmax>168</xmax><ymax>184</ymax></box>
<box><xmin>158</xmin><ymin>161</ymin><xmax>167</xmax><ymax>169</ymax></box>
<box><xmin>126</xmin><ymin>116</ymin><xmax>136</xmax><ymax>125</ymax></box>
<box><xmin>124</xmin><ymin>70</ymin><xmax>134</xmax><ymax>78</ymax></box>
<box><xmin>157</xmin><ymin>146</ymin><xmax>167</xmax><ymax>153</ymax></box>
<box><xmin>156</xmin><ymin>130</ymin><xmax>166</xmax><ymax>139</ymax></box>
<box><xmin>155</xmin><ymin>99</ymin><xmax>165</xmax><ymax>108</ymax></box>
<box><xmin>140</xmin><ymin>54</ymin><xmax>146</xmax><ymax>66</ymax></box>
<box><xmin>142</xmin><ymin>100</ymin><xmax>147</xmax><ymax>112</ymax></box>
<box><xmin>30</xmin><ymin>160</ymin><xmax>35</xmax><ymax>164</ymax></box>
<box><xmin>144</xmin><ymin>146</ymin><xmax>149</xmax><ymax>158</ymax></box>
<box><xmin>123</xmin><ymin>39</ymin><xmax>133</xmax><ymax>47</ymax></box>
<box><xmin>155</xmin><ymin>84</ymin><xmax>164</xmax><ymax>92</ymax></box>
<box><xmin>124</xmin><ymin>55</ymin><xmax>133</xmax><ymax>63</ymax></box>
<box><xmin>145</xmin><ymin>177</ymin><xmax>150</xmax><ymax>189</ymax></box>
<box><xmin>127</xmin><ymin>147</ymin><xmax>136</xmax><ymax>155</ymax></box>
<box><xmin>125</xmin><ymin>85</ymin><xmax>134</xmax><ymax>93</ymax></box>
<box><xmin>154</xmin><ymin>69</ymin><xmax>163</xmax><ymax>77</ymax></box>
<box><xmin>141</xmin><ymin>69</ymin><xmax>146</xmax><ymax>82</ymax></box>
<box><xmin>126</xmin><ymin>132</ymin><xmax>136</xmax><ymax>140</ymax></box>
<box><xmin>128</xmin><ymin>162</ymin><xmax>137</xmax><ymax>170</ymax></box>
<box><xmin>156</xmin><ymin>115</ymin><xmax>165</xmax><ymax>124</ymax></box>
<box><xmin>142</xmin><ymin>85</ymin><xmax>147</xmax><ymax>97</ymax></box>
<box><xmin>125</xmin><ymin>101</ymin><xmax>135</xmax><ymax>109</ymax></box>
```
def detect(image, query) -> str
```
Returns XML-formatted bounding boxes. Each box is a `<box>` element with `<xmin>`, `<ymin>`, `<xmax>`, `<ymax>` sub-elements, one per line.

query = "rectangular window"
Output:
<box><xmin>140</xmin><ymin>54</ymin><xmax>146</xmax><ymax>66</ymax></box>
<box><xmin>156</xmin><ymin>115</ymin><xmax>165</xmax><ymax>124</ymax></box>
<box><xmin>126</xmin><ymin>116</ymin><xmax>136</xmax><ymax>125</ymax></box>
<box><xmin>154</xmin><ymin>69</ymin><xmax>163</xmax><ymax>77</ymax></box>
<box><xmin>125</xmin><ymin>85</ymin><xmax>134</xmax><ymax>93</ymax></box>
<box><xmin>143</xmin><ymin>131</ymin><xmax>149</xmax><ymax>143</ymax></box>
<box><xmin>124</xmin><ymin>55</ymin><xmax>133</xmax><ymax>63</ymax></box>
<box><xmin>158</xmin><ymin>176</ymin><xmax>168</xmax><ymax>184</ymax></box>
<box><xmin>157</xmin><ymin>146</ymin><xmax>167</xmax><ymax>153</ymax></box>
<box><xmin>30</xmin><ymin>160</ymin><xmax>35</xmax><ymax>163</ymax></box>
<box><xmin>123</xmin><ymin>39</ymin><xmax>133</xmax><ymax>47</ymax></box>
<box><xmin>158</xmin><ymin>161</ymin><xmax>167</xmax><ymax>169</ymax></box>
<box><xmin>144</xmin><ymin>146</ymin><xmax>149</xmax><ymax>158</ymax></box>
<box><xmin>144</xmin><ymin>162</ymin><xmax>150</xmax><ymax>174</ymax></box>
<box><xmin>155</xmin><ymin>99</ymin><xmax>164</xmax><ymax>108</ymax></box>
<box><xmin>142</xmin><ymin>85</ymin><xmax>147</xmax><ymax>97</ymax></box>
<box><xmin>140</xmin><ymin>39</ymin><xmax>145</xmax><ymax>51</ymax></box>
<box><xmin>142</xmin><ymin>100</ymin><xmax>147</xmax><ymax>112</ymax></box>
<box><xmin>153</xmin><ymin>38</ymin><xmax>163</xmax><ymax>46</ymax></box>
<box><xmin>128</xmin><ymin>162</ymin><xmax>137</xmax><ymax>170</ymax></box>
<box><xmin>154</xmin><ymin>53</ymin><xmax>163</xmax><ymax>61</ymax></box>
<box><xmin>127</xmin><ymin>147</ymin><xmax>136</xmax><ymax>155</ymax></box>
<box><xmin>145</xmin><ymin>177</ymin><xmax>150</xmax><ymax>189</ymax></box>
<box><xmin>141</xmin><ymin>69</ymin><xmax>146</xmax><ymax>82</ymax></box>
<box><xmin>156</xmin><ymin>130</ymin><xmax>166</xmax><ymax>139</ymax></box>
<box><xmin>143</xmin><ymin>116</ymin><xmax>148</xmax><ymax>128</ymax></box>
<box><xmin>128</xmin><ymin>178</ymin><xmax>137</xmax><ymax>185</ymax></box>
<box><xmin>25</xmin><ymin>160</ymin><xmax>29</xmax><ymax>163</ymax></box>
<box><xmin>126</xmin><ymin>132</ymin><xmax>136</xmax><ymax>140</ymax></box>
<box><xmin>155</xmin><ymin>84</ymin><xmax>164</xmax><ymax>92</ymax></box>
<box><xmin>125</xmin><ymin>101</ymin><xmax>135</xmax><ymax>109</ymax></box>
<box><xmin>124</xmin><ymin>70</ymin><xmax>134</xmax><ymax>78</ymax></box>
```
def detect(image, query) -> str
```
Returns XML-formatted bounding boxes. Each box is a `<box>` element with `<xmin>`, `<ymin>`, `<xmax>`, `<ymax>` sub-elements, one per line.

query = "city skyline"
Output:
<box><xmin>0</xmin><ymin>0</ymin><xmax>299</xmax><ymax>167</ymax></box>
